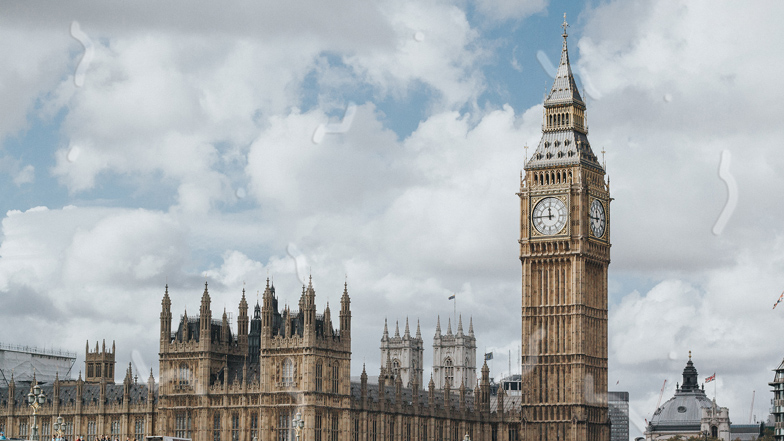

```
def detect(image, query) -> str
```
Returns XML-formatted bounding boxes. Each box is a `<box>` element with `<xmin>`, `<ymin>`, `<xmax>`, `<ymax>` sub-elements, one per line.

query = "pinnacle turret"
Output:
<box><xmin>394</xmin><ymin>320</ymin><xmax>400</xmax><ymax>338</ymax></box>
<box><xmin>404</xmin><ymin>317</ymin><xmax>410</xmax><ymax>339</ymax></box>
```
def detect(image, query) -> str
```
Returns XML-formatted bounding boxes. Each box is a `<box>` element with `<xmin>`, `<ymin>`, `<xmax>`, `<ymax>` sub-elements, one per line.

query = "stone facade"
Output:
<box><xmin>380</xmin><ymin>319</ymin><xmax>424</xmax><ymax>390</ymax></box>
<box><xmin>0</xmin><ymin>278</ymin><xmax>518</xmax><ymax>441</ymax></box>
<box><xmin>432</xmin><ymin>317</ymin><xmax>476</xmax><ymax>391</ymax></box>
<box><xmin>518</xmin><ymin>15</ymin><xmax>610</xmax><ymax>441</ymax></box>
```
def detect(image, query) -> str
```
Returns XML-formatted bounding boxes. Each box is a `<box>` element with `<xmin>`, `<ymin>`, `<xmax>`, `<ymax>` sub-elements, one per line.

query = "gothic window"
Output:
<box><xmin>111</xmin><ymin>419</ymin><xmax>120</xmax><ymax>437</ymax></box>
<box><xmin>176</xmin><ymin>412</ymin><xmax>192</xmax><ymax>439</ymax></box>
<box><xmin>508</xmin><ymin>424</ymin><xmax>519</xmax><ymax>441</ymax></box>
<box><xmin>316</xmin><ymin>361</ymin><xmax>323</xmax><ymax>392</ymax></box>
<box><xmin>465</xmin><ymin>357</ymin><xmax>470</xmax><ymax>385</ymax></box>
<box><xmin>64</xmin><ymin>419</ymin><xmax>73</xmax><ymax>436</ymax></box>
<box><xmin>315</xmin><ymin>411</ymin><xmax>323</xmax><ymax>441</ymax></box>
<box><xmin>19</xmin><ymin>421</ymin><xmax>28</xmax><ymax>438</ymax></box>
<box><xmin>179</xmin><ymin>363</ymin><xmax>190</xmax><ymax>385</ymax></box>
<box><xmin>88</xmin><ymin>364</ymin><xmax>94</xmax><ymax>378</ymax></box>
<box><xmin>135</xmin><ymin>417</ymin><xmax>146</xmax><ymax>439</ymax></box>
<box><xmin>332</xmin><ymin>363</ymin><xmax>339</xmax><ymax>393</ymax></box>
<box><xmin>41</xmin><ymin>418</ymin><xmax>50</xmax><ymax>437</ymax></box>
<box><xmin>388</xmin><ymin>416</ymin><xmax>394</xmax><ymax>441</ymax></box>
<box><xmin>331</xmin><ymin>412</ymin><xmax>339</xmax><ymax>441</ymax></box>
<box><xmin>282</xmin><ymin>358</ymin><xmax>294</xmax><ymax>387</ymax></box>
<box><xmin>392</xmin><ymin>359</ymin><xmax>400</xmax><ymax>377</ymax></box>
<box><xmin>231</xmin><ymin>413</ymin><xmax>240</xmax><ymax>441</ymax></box>
<box><xmin>370</xmin><ymin>417</ymin><xmax>377</xmax><ymax>441</ymax></box>
<box><xmin>711</xmin><ymin>426</ymin><xmax>718</xmax><ymax>438</ymax></box>
<box><xmin>87</xmin><ymin>419</ymin><xmax>96</xmax><ymax>441</ymax></box>
<box><xmin>445</xmin><ymin>357</ymin><xmax>454</xmax><ymax>386</ymax></box>
<box><xmin>250</xmin><ymin>412</ymin><xmax>258</xmax><ymax>441</ymax></box>
<box><xmin>353</xmin><ymin>417</ymin><xmax>360</xmax><ymax>441</ymax></box>
<box><xmin>213</xmin><ymin>413</ymin><xmax>221</xmax><ymax>441</ymax></box>
<box><xmin>277</xmin><ymin>411</ymin><xmax>290</xmax><ymax>441</ymax></box>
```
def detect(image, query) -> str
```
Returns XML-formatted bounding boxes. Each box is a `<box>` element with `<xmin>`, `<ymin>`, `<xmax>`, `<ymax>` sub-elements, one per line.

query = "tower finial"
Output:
<box><xmin>689</xmin><ymin>350</ymin><xmax>692</xmax><ymax>360</ymax></box>
<box><xmin>562</xmin><ymin>12</ymin><xmax>569</xmax><ymax>37</ymax></box>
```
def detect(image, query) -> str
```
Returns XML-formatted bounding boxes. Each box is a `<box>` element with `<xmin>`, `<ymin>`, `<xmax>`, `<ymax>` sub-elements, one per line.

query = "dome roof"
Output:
<box><xmin>649</xmin><ymin>355</ymin><xmax>715</xmax><ymax>429</ymax></box>
<box><xmin>650</xmin><ymin>390</ymin><xmax>713</xmax><ymax>427</ymax></box>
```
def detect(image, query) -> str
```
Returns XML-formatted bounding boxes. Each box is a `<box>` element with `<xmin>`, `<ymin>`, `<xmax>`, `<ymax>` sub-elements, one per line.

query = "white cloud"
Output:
<box><xmin>475</xmin><ymin>0</ymin><xmax>549</xmax><ymax>23</ymax></box>
<box><xmin>12</xmin><ymin>164</ymin><xmax>34</xmax><ymax>185</ymax></box>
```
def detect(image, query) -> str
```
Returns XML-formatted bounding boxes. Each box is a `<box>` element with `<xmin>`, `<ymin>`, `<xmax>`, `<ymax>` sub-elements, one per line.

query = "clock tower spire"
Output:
<box><xmin>518</xmin><ymin>14</ymin><xmax>610</xmax><ymax>441</ymax></box>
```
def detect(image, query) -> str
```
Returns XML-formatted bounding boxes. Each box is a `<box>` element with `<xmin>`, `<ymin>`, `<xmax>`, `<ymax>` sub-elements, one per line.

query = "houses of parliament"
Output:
<box><xmin>0</xmin><ymin>18</ymin><xmax>610</xmax><ymax>441</ymax></box>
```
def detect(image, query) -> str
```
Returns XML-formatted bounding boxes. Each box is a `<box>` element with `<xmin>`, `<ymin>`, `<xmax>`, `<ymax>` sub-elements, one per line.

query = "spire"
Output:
<box><xmin>404</xmin><ymin>317</ymin><xmax>410</xmax><ymax>339</ymax></box>
<box><xmin>383</xmin><ymin>318</ymin><xmax>389</xmax><ymax>340</ymax></box>
<box><xmin>202</xmin><ymin>281</ymin><xmax>210</xmax><ymax>303</ymax></box>
<box><xmin>457</xmin><ymin>314</ymin><xmax>463</xmax><ymax>336</ymax></box>
<box><xmin>394</xmin><ymin>320</ymin><xmax>400</xmax><ymax>338</ymax></box>
<box><xmin>435</xmin><ymin>316</ymin><xmax>441</xmax><ymax>337</ymax></box>
<box><xmin>416</xmin><ymin>319</ymin><xmax>421</xmax><ymax>339</ymax></box>
<box><xmin>526</xmin><ymin>14</ymin><xmax>600</xmax><ymax>171</ymax></box>
<box><xmin>447</xmin><ymin>317</ymin><xmax>452</xmax><ymax>335</ymax></box>
<box><xmin>545</xmin><ymin>13</ymin><xmax>583</xmax><ymax>107</ymax></box>
<box><xmin>468</xmin><ymin>316</ymin><xmax>474</xmax><ymax>337</ymax></box>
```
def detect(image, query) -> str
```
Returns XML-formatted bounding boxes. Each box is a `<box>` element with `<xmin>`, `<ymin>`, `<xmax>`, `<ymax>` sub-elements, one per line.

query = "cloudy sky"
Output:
<box><xmin>1</xmin><ymin>0</ymin><xmax>783</xmax><ymax>438</ymax></box>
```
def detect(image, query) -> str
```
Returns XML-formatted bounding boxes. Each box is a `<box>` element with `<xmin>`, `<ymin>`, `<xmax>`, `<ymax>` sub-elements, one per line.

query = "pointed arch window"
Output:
<box><xmin>332</xmin><ymin>363</ymin><xmax>339</xmax><ymax>393</ymax></box>
<box><xmin>282</xmin><ymin>359</ymin><xmax>295</xmax><ymax>387</ymax></box>
<box><xmin>316</xmin><ymin>360</ymin><xmax>323</xmax><ymax>392</ymax></box>
<box><xmin>444</xmin><ymin>357</ymin><xmax>454</xmax><ymax>387</ymax></box>
<box><xmin>179</xmin><ymin>363</ymin><xmax>190</xmax><ymax>385</ymax></box>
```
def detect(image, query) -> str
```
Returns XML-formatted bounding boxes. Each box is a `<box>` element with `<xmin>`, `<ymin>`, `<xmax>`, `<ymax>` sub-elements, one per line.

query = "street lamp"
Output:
<box><xmin>27</xmin><ymin>380</ymin><xmax>46</xmax><ymax>441</ymax></box>
<box><xmin>53</xmin><ymin>415</ymin><xmax>66</xmax><ymax>441</ymax></box>
<box><xmin>292</xmin><ymin>411</ymin><xmax>304</xmax><ymax>441</ymax></box>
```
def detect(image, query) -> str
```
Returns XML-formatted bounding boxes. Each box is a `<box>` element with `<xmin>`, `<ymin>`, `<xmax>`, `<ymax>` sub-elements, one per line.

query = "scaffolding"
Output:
<box><xmin>0</xmin><ymin>342</ymin><xmax>76</xmax><ymax>385</ymax></box>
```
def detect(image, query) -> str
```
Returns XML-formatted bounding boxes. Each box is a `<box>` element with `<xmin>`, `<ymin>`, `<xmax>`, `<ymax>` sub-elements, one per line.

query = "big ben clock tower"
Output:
<box><xmin>518</xmin><ymin>15</ymin><xmax>610</xmax><ymax>441</ymax></box>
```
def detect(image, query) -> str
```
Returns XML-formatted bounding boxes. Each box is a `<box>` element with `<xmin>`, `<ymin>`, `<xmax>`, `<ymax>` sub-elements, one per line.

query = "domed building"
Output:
<box><xmin>645</xmin><ymin>354</ymin><xmax>730</xmax><ymax>441</ymax></box>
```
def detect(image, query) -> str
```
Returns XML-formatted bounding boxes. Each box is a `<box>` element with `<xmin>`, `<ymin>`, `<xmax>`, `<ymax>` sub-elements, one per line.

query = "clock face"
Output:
<box><xmin>532</xmin><ymin>197</ymin><xmax>567</xmax><ymax>235</ymax></box>
<box><xmin>589</xmin><ymin>199</ymin><xmax>606</xmax><ymax>238</ymax></box>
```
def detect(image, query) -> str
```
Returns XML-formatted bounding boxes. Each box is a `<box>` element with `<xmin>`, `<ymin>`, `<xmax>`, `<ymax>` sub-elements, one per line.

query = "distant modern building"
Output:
<box><xmin>0</xmin><ymin>342</ymin><xmax>76</xmax><ymax>385</ymax></box>
<box><xmin>770</xmin><ymin>357</ymin><xmax>784</xmax><ymax>441</ymax></box>
<box><xmin>609</xmin><ymin>391</ymin><xmax>629</xmax><ymax>441</ymax></box>
<box><xmin>498</xmin><ymin>374</ymin><xmax>521</xmax><ymax>396</ymax></box>
<box><xmin>645</xmin><ymin>354</ymin><xmax>730</xmax><ymax>441</ymax></box>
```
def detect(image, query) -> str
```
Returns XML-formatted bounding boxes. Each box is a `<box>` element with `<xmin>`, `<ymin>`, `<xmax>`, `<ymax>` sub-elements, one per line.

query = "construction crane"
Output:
<box><xmin>655</xmin><ymin>379</ymin><xmax>667</xmax><ymax>413</ymax></box>
<box><xmin>749</xmin><ymin>390</ymin><xmax>755</xmax><ymax>423</ymax></box>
